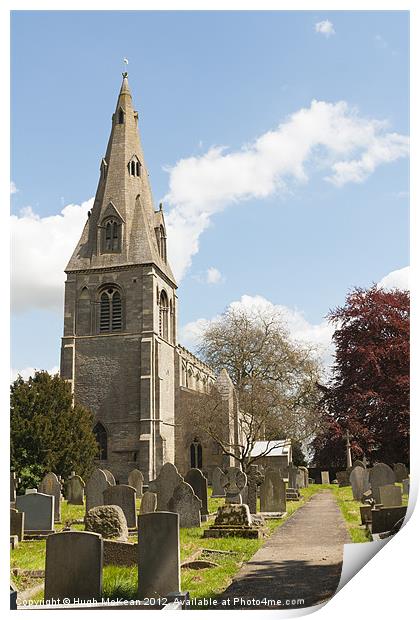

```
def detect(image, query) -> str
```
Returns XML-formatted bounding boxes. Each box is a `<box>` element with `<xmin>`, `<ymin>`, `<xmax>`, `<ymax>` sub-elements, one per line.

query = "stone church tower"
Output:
<box><xmin>60</xmin><ymin>73</ymin><xmax>178</xmax><ymax>482</ymax></box>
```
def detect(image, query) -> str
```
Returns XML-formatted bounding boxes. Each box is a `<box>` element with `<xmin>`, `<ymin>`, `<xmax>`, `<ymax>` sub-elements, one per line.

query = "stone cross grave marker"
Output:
<box><xmin>67</xmin><ymin>475</ymin><xmax>85</xmax><ymax>505</ymax></box>
<box><xmin>148</xmin><ymin>462</ymin><xmax>184</xmax><ymax>511</ymax></box>
<box><xmin>128</xmin><ymin>469</ymin><xmax>144</xmax><ymax>497</ymax></box>
<box><xmin>140</xmin><ymin>491</ymin><xmax>157</xmax><ymax>514</ymax></box>
<box><xmin>16</xmin><ymin>492</ymin><xmax>54</xmax><ymax>533</ymax></box>
<box><xmin>168</xmin><ymin>481</ymin><xmax>202</xmax><ymax>527</ymax></box>
<box><xmin>369</xmin><ymin>463</ymin><xmax>396</xmax><ymax>503</ymax></box>
<box><xmin>39</xmin><ymin>472</ymin><xmax>62</xmax><ymax>522</ymax></box>
<box><xmin>211</xmin><ymin>467</ymin><xmax>226</xmax><ymax>498</ymax></box>
<box><xmin>349</xmin><ymin>466</ymin><xmax>370</xmax><ymax>501</ymax></box>
<box><xmin>103</xmin><ymin>484</ymin><xmax>137</xmax><ymax>528</ymax></box>
<box><xmin>220</xmin><ymin>467</ymin><xmax>247</xmax><ymax>504</ymax></box>
<box><xmin>185</xmin><ymin>468</ymin><xmax>208</xmax><ymax>519</ymax></box>
<box><xmin>260</xmin><ymin>468</ymin><xmax>286</xmax><ymax>513</ymax></box>
<box><xmin>246</xmin><ymin>465</ymin><xmax>264</xmax><ymax>514</ymax></box>
<box><xmin>86</xmin><ymin>468</ymin><xmax>111</xmax><ymax>513</ymax></box>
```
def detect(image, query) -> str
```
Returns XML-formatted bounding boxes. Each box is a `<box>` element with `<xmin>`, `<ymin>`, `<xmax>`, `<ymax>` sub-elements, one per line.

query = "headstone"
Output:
<box><xmin>140</xmin><ymin>491</ymin><xmax>157</xmax><ymax>514</ymax></box>
<box><xmin>85</xmin><ymin>505</ymin><xmax>128</xmax><ymax>541</ymax></box>
<box><xmin>359</xmin><ymin>505</ymin><xmax>372</xmax><ymax>525</ymax></box>
<box><xmin>44</xmin><ymin>531</ymin><xmax>103</xmax><ymax>603</ymax></box>
<box><xmin>86</xmin><ymin>468</ymin><xmax>111</xmax><ymax>512</ymax></box>
<box><xmin>298</xmin><ymin>466</ymin><xmax>309</xmax><ymax>488</ymax></box>
<box><xmin>103</xmin><ymin>469</ymin><xmax>116</xmax><ymax>485</ymax></box>
<box><xmin>352</xmin><ymin>459</ymin><xmax>366</xmax><ymax>469</ymax></box>
<box><xmin>39</xmin><ymin>472</ymin><xmax>62</xmax><ymax>522</ymax></box>
<box><xmin>321</xmin><ymin>471</ymin><xmax>330</xmax><ymax>485</ymax></box>
<box><xmin>211</xmin><ymin>467</ymin><xmax>226</xmax><ymax>497</ymax></box>
<box><xmin>67</xmin><ymin>475</ymin><xmax>85</xmax><ymax>505</ymax></box>
<box><xmin>220</xmin><ymin>467</ymin><xmax>247</xmax><ymax>504</ymax></box>
<box><xmin>25</xmin><ymin>488</ymin><xmax>37</xmax><ymax>494</ymax></box>
<box><xmin>168</xmin><ymin>481</ymin><xmax>202</xmax><ymax>527</ymax></box>
<box><xmin>16</xmin><ymin>492</ymin><xmax>54</xmax><ymax>533</ymax></box>
<box><xmin>10</xmin><ymin>508</ymin><xmax>24</xmax><ymax>541</ymax></box>
<box><xmin>103</xmin><ymin>485</ymin><xmax>137</xmax><ymax>528</ymax></box>
<box><xmin>247</xmin><ymin>465</ymin><xmax>264</xmax><ymax>514</ymax></box>
<box><xmin>138</xmin><ymin>511</ymin><xmax>180</xmax><ymax>599</ymax></box>
<box><xmin>402</xmin><ymin>478</ymin><xmax>410</xmax><ymax>495</ymax></box>
<box><xmin>128</xmin><ymin>469</ymin><xmax>144</xmax><ymax>497</ymax></box>
<box><xmin>185</xmin><ymin>468</ymin><xmax>208</xmax><ymax>519</ymax></box>
<box><xmin>10</xmin><ymin>472</ymin><xmax>17</xmax><ymax>504</ymax></box>
<box><xmin>336</xmin><ymin>471</ymin><xmax>350</xmax><ymax>487</ymax></box>
<box><xmin>148</xmin><ymin>462</ymin><xmax>184</xmax><ymax>511</ymax></box>
<box><xmin>214</xmin><ymin>504</ymin><xmax>252</xmax><ymax>526</ymax></box>
<box><xmin>288</xmin><ymin>463</ymin><xmax>299</xmax><ymax>488</ymax></box>
<box><xmin>260</xmin><ymin>469</ymin><xmax>286</xmax><ymax>513</ymax></box>
<box><xmin>349</xmin><ymin>466</ymin><xmax>370</xmax><ymax>501</ymax></box>
<box><xmin>369</xmin><ymin>463</ymin><xmax>396</xmax><ymax>503</ymax></box>
<box><xmin>203</xmin><ymin>504</ymin><xmax>263</xmax><ymax>539</ymax></box>
<box><xmin>371</xmin><ymin>506</ymin><xmax>407</xmax><ymax>534</ymax></box>
<box><xmin>393</xmin><ymin>463</ymin><xmax>408</xmax><ymax>483</ymax></box>
<box><xmin>378</xmin><ymin>484</ymin><xmax>403</xmax><ymax>507</ymax></box>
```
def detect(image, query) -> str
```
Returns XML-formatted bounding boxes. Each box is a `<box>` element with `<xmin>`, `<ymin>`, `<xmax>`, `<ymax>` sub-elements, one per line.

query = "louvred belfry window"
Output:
<box><xmin>100</xmin><ymin>288</ymin><xmax>123</xmax><ymax>332</ymax></box>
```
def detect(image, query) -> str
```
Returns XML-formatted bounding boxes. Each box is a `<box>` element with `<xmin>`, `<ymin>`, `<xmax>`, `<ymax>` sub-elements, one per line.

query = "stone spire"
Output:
<box><xmin>66</xmin><ymin>73</ymin><xmax>176</xmax><ymax>285</ymax></box>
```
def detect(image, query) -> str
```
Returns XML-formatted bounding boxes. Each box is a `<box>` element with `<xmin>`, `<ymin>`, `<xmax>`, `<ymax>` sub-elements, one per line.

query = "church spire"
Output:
<box><xmin>65</xmin><ymin>73</ymin><xmax>176</xmax><ymax>285</ymax></box>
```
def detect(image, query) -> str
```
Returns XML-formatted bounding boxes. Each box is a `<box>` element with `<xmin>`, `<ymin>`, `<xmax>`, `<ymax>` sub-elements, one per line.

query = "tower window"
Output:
<box><xmin>102</xmin><ymin>218</ymin><xmax>121</xmax><ymax>253</ymax></box>
<box><xmin>159</xmin><ymin>290</ymin><xmax>169</xmax><ymax>340</ymax></box>
<box><xmin>190</xmin><ymin>438</ymin><xmax>203</xmax><ymax>469</ymax></box>
<box><xmin>128</xmin><ymin>156</ymin><xmax>141</xmax><ymax>177</ymax></box>
<box><xmin>94</xmin><ymin>422</ymin><xmax>108</xmax><ymax>460</ymax></box>
<box><xmin>118</xmin><ymin>108</ymin><xmax>124</xmax><ymax>124</ymax></box>
<box><xmin>99</xmin><ymin>287</ymin><xmax>123</xmax><ymax>332</ymax></box>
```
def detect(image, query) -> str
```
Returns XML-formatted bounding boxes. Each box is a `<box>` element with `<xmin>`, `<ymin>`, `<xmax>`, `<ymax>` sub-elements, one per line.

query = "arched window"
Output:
<box><xmin>100</xmin><ymin>287</ymin><xmax>123</xmax><ymax>332</ymax></box>
<box><xmin>77</xmin><ymin>287</ymin><xmax>91</xmax><ymax>335</ymax></box>
<box><xmin>94</xmin><ymin>422</ymin><xmax>107</xmax><ymax>460</ymax></box>
<box><xmin>159</xmin><ymin>226</ymin><xmax>167</xmax><ymax>262</ymax></box>
<box><xmin>190</xmin><ymin>438</ymin><xmax>203</xmax><ymax>469</ymax></box>
<box><xmin>102</xmin><ymin>218</ymin><xmax>121</xmax><ymax>253</ymax></box>
<box><xmin>118</xmin><ymin>108</ymin><xmax>124</xmax><ymax>124</ymax></box>
<box><xmin>128</xmin><ymin>157</ymin><xmax>141</xmax><ymax>177</ymax></box>
<box><xmin>159</xmin><ymin>290</ymin><xmax>169</xmax><ymax>340</ymax></box>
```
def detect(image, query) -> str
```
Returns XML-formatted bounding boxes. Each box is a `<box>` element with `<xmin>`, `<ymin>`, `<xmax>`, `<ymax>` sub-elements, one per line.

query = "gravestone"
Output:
<box><xmin>25</xmin><ymin>488</ymin><xmax>37</xmax><ymax>494</ymax></box>
<box><xmin>371</xmin><ymin>506</ymin><xmax>407</xmax><ymax>535</ymax></box>
<box><xmin>379</xmin><ymin>484</ymin><xmax>403</xmax><ymax>507</ymax></box>
<box><xmin>85</xmin><ymin>505</ymin><xmax>128</xmax><ymax>541</ymax></box>
<box><xmin>86</xmin><ymin>468</ymin><xmax>111</xmax><ymax>513</ymax></box>
<box><xmin>298</xmin><ymin>466</ymin><xmax>309</xmax><ymax>488</ymax></box>
<box><xmin>204</xmin><ymin>504</ymin><xmax>263</xmax><ymax>539</ymax></box>
<box><xmin>336</xmin><ymin>471</ymin><xmax>350</xmax><ymax>487</ymax></box>
<box><xmin>10</xmin><ymin>508</ymin><xmax>24</xmax><ymax>541</ymax></box>
<box><xmin>211</xmin><ymin>467</ymin><xmax>226</xmax><ymax>498</ymax></box>
<box><xmin>103</xmin><ymin>469</ymin><xmax>116</xmax><ymax>485</ymax></box>
<box><xmin>138</xmin><ymin>511</ymin><xmax>180</xmax><ymax>599</ymax></box>
<box><xmin>247</xmin><ymin>465</ymin><xmax>264</xmax><ymax>514</ymax></box>
<box><xmin>220</xmin><ymin>467</ymin><xmax>247</xmax><ymax>504</ymax></box>
<box><xmin>185</xmin><ymin>468</ymin><xmax>208</xmax><ymax>519</ymax></box>
<box><xmin>10</xmin><ymin>471</ymin><xmax>17</xmax><ymax>505</ymax></box>
<box><xmin>321</xmin><ymin>471</ymin><xmax>330</xmax><ymax>485</ymax></box>
<box><xmin>352</xmin><ymin>459</ymin><xmax>366</xmax><ymax>469</ymax></box>
<box><xmin>140</xmin><ymin>491</ymin><xmax>157</xmax><ymax>514</ymax></box>
<box><xmin>393</xmin><ymin>463</ymin><xmax>408</xmax><ymax>483</ymax></box>
<box><xmin>288</xmin><ymin>463</ymin><xmax>299</xmax><ymax>488</ymax></box>
<box><xmin>369</xmin><ymin>463</ymin><xmax>396</xmax><ymax>503</ymax></box>
<box><xmin>44</xmin><ymin>531</ymin><xmax>103</xmax><ymax>603</ymax></box>
<box><xmin>402</xmin><ymin>479</ymin><xmax>410</xmax><ymax>496</ymax></box>
<box><xmin>67</xmin><ymin>475</ymin><xmax>85</xmax><ymax>505</ymax></box>
<box><xmin>39</xmin><ymin>472</ymin><xmax>62</xmax><ymax>522</ymax></box>
<box><xmin>16</xmin><ymin>492</ymin><xmax>54</xmax><ymax>533</ymax></box>
<box><xmin>148</xmin><ymin>462</ymin><xmax>184</xmax><ymax>511</ymax></box>
<box><xmin>128</xmin><ymin>469</ymin><xmax>144</xmax><ymax>497</ymax></box>
<box><xmin>260</xmin><ymin>469</ymin><xmax>286</xmax><ymax>513</ymax></box>
<box><xmin>103</xmin><ymin>485</ymin><xmax>137</xmax><ymax>528</ymax></box>
<box><xmin>349</xmin><ymin>466</ymin><xmax>370</xmax><ymax>501</ymax></box>
<box><xmin>168</xmin><ymin>481</ymin><xmax>201</xmax><ymax>527</ymax></box>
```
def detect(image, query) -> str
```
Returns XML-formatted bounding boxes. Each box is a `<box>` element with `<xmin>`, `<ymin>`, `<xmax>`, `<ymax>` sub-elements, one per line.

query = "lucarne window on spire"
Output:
<box><xmin>128</xmin><ymin>156</ymin><xmax>141</xmax><ymax>177</ymax></box>
<box><xmin>102</xmin><ymin>218</ymin><xmax>121</xmax><ymax>253</ymax></box>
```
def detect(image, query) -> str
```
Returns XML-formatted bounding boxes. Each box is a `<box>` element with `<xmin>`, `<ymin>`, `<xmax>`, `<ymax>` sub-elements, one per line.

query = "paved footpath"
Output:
<box><xmin>220</xmin><ymin>490</ymin><xmax>351</xmax><ymax>609</ymax></box>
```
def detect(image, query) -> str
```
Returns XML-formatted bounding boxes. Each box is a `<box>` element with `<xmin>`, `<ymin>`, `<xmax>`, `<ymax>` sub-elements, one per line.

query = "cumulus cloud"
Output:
<box><xmin>10</xmin><ymin>365</ymin><xmax>60</xmax><ymax>382</ymax></box>
<box><xmin>165</xmin><ymin>100</ymin><xmax>409</xmax><ymax>280</ymax></box>
<box><xmin>206</xmin><ymin>267</ymin><xmax>223</xmax><ymax>284</ymax></box>
<box><xmin>378</xmin><ymin>266</ymin><xmax>409</xmax><ymax>290</ymax></box>
<box><xmin>11</xmin><ymin>199</ymin><xmax>93</xmax><ymax>313</ymax></box>
<box><xmin>10</xmin><ymin>181</ymin><xmax>18</xmax><ymax>194</ymax></box>
<box><xmin>315</xmin><ymin>20</ymin><xmax>335</xmax><ymax>37</ymax></box>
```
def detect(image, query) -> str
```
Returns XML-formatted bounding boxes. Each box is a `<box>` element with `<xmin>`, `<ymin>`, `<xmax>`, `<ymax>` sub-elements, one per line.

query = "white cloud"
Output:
<box><xmin>10</xmin><ymin>365</ymin><xmax>60</xmax><ymax>382</ymax></box>
<box><xmin>315</xmin><ymin>20</ymin><xmax>335</xmax><ymax>38</ymax></box>
<box><xmin>11</xmin><ymin>199</ymin><xmax>93</xmax><ymax>313</ymax></box>
<box><xmin>10</xmin><ymin>181</ymin><xmax>18</xmax><ymax>194</ymax></box>
<box><xmin>165</xmin><ymin>100</ymin><xmax>409</xmax><ymax>280</ymax></box>
<box><xmin>378</xmin><ymin>266</ymin><xmax>409</xmax><ymax>290</ymax></box>
<box><xmin>206</xmin><ymin>267</ymin><xmax>223</xmax><ymax>284</ymax></box>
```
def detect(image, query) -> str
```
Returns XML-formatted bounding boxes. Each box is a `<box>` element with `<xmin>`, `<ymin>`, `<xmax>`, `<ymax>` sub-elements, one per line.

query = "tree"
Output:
<box><xmin>10</xmin><ymin>371</ymin><xmax>98</xmax><ymax>490</ymax></box>
<box><xmin>311</xmin><ymin>286</ymin><xmax>409</xmax><ymax>467</ymax></box>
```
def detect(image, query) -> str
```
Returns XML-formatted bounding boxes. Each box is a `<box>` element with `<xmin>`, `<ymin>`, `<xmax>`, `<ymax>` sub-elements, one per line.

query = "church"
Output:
<box><xmin>60</xmin><ymin>73</ymin><xmax>242</xmax><ymax>483</ymax></box>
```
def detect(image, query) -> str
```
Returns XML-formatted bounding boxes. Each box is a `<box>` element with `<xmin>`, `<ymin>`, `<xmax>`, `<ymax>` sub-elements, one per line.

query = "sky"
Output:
<box><xmin>10</xmin><ymin>10</ymin><xmax>410</xmax><ymax>378</ymax></box>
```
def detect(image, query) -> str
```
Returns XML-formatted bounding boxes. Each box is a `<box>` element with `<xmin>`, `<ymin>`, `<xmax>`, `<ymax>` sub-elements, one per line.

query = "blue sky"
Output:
<box><xmin>10</xmin><ymin>10</ymin><xmax>409</xmax><ymax>375</ymax></box>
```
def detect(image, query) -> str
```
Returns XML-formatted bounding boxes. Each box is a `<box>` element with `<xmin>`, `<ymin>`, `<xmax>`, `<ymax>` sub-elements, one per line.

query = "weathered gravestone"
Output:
<box><xmin>211</xmin><ymin>467</ymin><xmax>226</xmax><ymax>498</ymax></box>
<box><xmin>102</xmin><ymin>469</ymin><xmax>116</xmax><ymax>485</ymax></box>
<box><xmin>140</xmin><ymin>491</ymin><xmax>157</xmax><ymax>514</ymax></box>
<box><xmin>67</xmin><ymin>475</ymin><xmax>85</xmax><ymax>505</ymax></box>
<box><xmin>85</xmin><ymin>505</ymin><xmax>129</xmax><ymax>541</ymax></box>
<box><xmin>39</xmin><ymin>472</ymin><xmax>62</xmax><ymax>522</ymax></box>
<box><xmin>44</xmin><ymin>531</ymin><xmax>103</xmax><ymax>603</ymax></box>
<box><xmin>321</xmin><ymin>471</ymin><xmax>330</xmax><ymax>485</ymax></box>
<box><xmin>298</xmin><ymin>466</ymin><xmax>309</xmax><ymax>488</ymax></box>
<box><xmin>352</xmin><ymin>460</ymin><xmax>366</xmax><ymax>469</ymax></box>
<box><xmin>10</xmin><ymin>508</ymin><xmax>24</xmax><ymax>541</ymax></box>
<box><xmin>16</xmin><ymin>492</ymin><xmax>54</xmax><ymax>533</ymax></box>
<box><xmin>86</xmin><ymin>468</ymin><xmax>111</xmax><ymax>513</ymax></box>
<box><xmin>287</xmin><ymin>463</ymin><xmax>299</xmax><ymax>488</ymax></box>
<box><xmin>204</xmin><ymin>504</ymin><xmax>263</xmax><ymax>539</ymax></box>
<box><xmin>128</xmin><ymin>469</ymin><xmax>144</xmax><ymax>497</ymax></box>
<box><xmin>138</xmin><ymin>511</ymin><xmax>180</xmax><ymax>599</ymax></box>
<box><xmin>103</xmin><ymin>485</ymin><xmax>137</xmax><ymax>528</ymax></box>
<box><xmin>220</xmin><ymin>467</ymin><xmax>247</xmax><ymax>504</ymax></box>
<box><xmin>379</xmin><ymin>484</ymin><xmax>403</xmax><ymax>507</ymax></box>
<box><xmin>10</xmin><ymin>471</ymin><xmax>17</xmax><ymax>505</ymax></box>
<box><xmin>369</xmin><ymin>463</ymin><xmax>396</xmax><ymax>503</ymax></box>
<box><xmin>402</xmin><ymin>479</ymin><xmax>410</xmax><ymax>496</ymax></box>
<box><xmin>260</xmin><ymin>469</ymin><xmax>286</xmax><ymax>513</ymax></box>
<box><xmin>247</xmin><ymin>465</ymin><xmax>264</xmax><ymax>514</ymax></box>
<box><xmin>185</xmin><ymin>468</ymin><xmax>208</xmax><ymax>519</ymax></box>
<box><xmin>371</xmin><ymin>506</ymin><xmax>407</xmax><ymax>535</ymax></box>
<box><xmin>349</xmin><ymin>466</ymin><xmax>370</xmax><ymax>501</ymax></box>
<box><xmin>149</xmin><ymin>462</ymin><xmax>184</xmax><ymax>511</ymax></box>
<box><xmin>393</xmin><ymin>463</ymin><xmax>408</xmax><ymax>483</ymax></box>
<box><xmin>336</xmin><ymin>471</ymin><xmax>350</xmax><ymax>487</ymax></box>
<box><xmin>168</xmin><ymin>481</ymin><xmax>201</xmax><ymax>527</ymax></box>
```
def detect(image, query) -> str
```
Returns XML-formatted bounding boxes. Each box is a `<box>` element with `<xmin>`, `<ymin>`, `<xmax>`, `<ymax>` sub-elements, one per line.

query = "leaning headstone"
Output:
<box><xmin>349</xmin><ymin>466</ymin><xmax>370</xmax><ymax>501</ymax></box>
<box><xmin>39</xmin><ymin>472</ymin><xmax>62</xmax><ymax>522</ymax></box>
<box><xmin>321</xmin><ymin>471</ymin><xmax>330</xmax><ymax>485</ymax></box>
<box><xmin>393</xmin><ymin>463</ymin><xmax>408</xmax><ymax>483</ymax></box>
<box><xmin>44</xmin><ymin>531</ymin><xmax>103</xmax><ymax>603</ymax></box>
<box><xmin>185</xmin><ymin>468</ymin><xmax>209</xmax><ymax>519</ymax></box>
<box><xmin>140</xmin><ymin>491</ymin><xmax>157</xmax><ymax>514</ymax></box>
<box><xmin>369</xmin><ymin>463</ymin><xmax>396</xmax><ymax>503</ymax></box>
<box><xmin>85</xmin><ymin>505</ymin><xmax>128</xmax><ymax>541</ymax></box>
<box><xmin>211</xmin><ymin>467</ymin><xmax>226</xmax><ymax>497</ymax></box>
<box><xmin>103</xmin><ymin>469</ymin><xmax>116</xmax><ymax>485</ymax></box>
<box><xmin>379</xmin><ymin>484</ymin><xmax>403</xmax><ymax>507</ymax></box>
<box><xmin>148</xmin><ymin>462</ymin><xmax>184</xmax><ymax>511</ymax></box>
<box><xmin>103</xmin><ymin>485</ymin><xmax>137</xmax><ymax>528</ymax></box>
<box><xmin>67</xmin><ymin>475</ymin><xmax>85</xmax><ymax>505</ymax></box>
<box><xmin>168</xmin><ymin>481</ymin><xmax>201</xmax><ymax>527</ymax></box>
<box><xmin>336</xmin><ymin>471</ymin><xmax>350</xmax><ymax>487</ymax></box>
<box><xmin>86</xmin><ymin>468</ymin><xmax>111</xmax><ymax>513</ymax></box>
<box><xmin>128</xmin><ymin>469</ymin><xmax>144</xmax><ymax>498</ymax></box>
<box><xmin>10</xmin><ymin>508</ymin><xmax>24</xmax><ymax>541</ymax></box>
<box><xmin>138</xmin><ymin>511</ymin><xmax>180</xmax><ymax>599</ymax></box>
<box><xmin>260</xmin><ymin>469</ymin><xmax>286</xmax><ymax>513</ymax></box>
<box><xmin>220</xmin><ymin>467</ymin><xmax>247</xmax><ymax>504</ymax></box>
<box><xmin>247</xmin><ymin>465</ymin><xmax>264</xmax><ymax>514</ymax></box>
<box><xmin>402</xmin><ymin>478</ymin><xmax>410</xmax><ymax>496</ymax></box>
<box><xmin>16</xmin><ymin>492</ymin><xmax>54</xmax><ymax>533</ymax></box>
